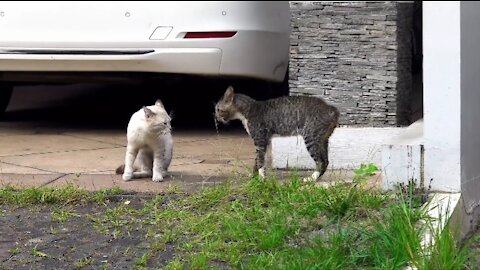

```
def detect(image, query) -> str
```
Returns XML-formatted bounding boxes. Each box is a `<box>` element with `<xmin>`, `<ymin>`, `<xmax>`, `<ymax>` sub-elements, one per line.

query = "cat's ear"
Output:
<box><xmin>143</xmin><ymin>106</ymin><xmax>155</xmax><ymax>118</ymax></box>
<box><xmin>155</xmin><ymin>99</ymin><xmax>165</xmax><ymax>109</ymax></box>
<box><xmin>223</xmin><ymin>86</ymin><xmax>235</xmax><ymax>104</ymax></box>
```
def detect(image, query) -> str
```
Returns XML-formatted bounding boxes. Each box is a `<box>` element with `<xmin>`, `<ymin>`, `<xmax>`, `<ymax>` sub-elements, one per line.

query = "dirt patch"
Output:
<box><xmin>0</xmin><ymin>194</ymin><xmax>178</xmax><ymax>269</ymax></box>
<box><xmin>466</xmin><ymin>228</ymin><xmax>480</xmax><ymax>268</ymax></box>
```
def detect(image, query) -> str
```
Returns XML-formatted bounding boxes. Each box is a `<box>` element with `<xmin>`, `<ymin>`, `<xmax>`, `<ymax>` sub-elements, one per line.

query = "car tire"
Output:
<box><xmin>0</xmin><ymin>84</ymin><xmax>13</xmax><ymax>118</ymax></box>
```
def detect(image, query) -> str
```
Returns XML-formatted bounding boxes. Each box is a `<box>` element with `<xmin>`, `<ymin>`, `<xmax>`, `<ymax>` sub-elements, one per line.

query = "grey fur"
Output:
<box><xmin>215</xmin><ymin>86</ymin><xmax>339</xmax><ymax>178</ymax></box>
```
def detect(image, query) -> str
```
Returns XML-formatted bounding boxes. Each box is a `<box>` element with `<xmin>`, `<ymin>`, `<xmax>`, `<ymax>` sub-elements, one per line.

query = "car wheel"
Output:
<box><xmin>0</xmin><ymin>84</ymin><xmax>13</xmax><ymax>117</ymax></box>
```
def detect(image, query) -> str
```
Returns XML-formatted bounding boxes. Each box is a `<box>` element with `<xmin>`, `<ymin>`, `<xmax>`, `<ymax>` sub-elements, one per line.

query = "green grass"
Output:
<box><xmin>74</xmin><ymin>256</ymin><xmax>94</xmax><ymax>269</ymax></box>
<box><xmin>0</xmin><ymin>184</ymin><xmax>122</xmax><ymax>206</ymax></box>
<box><xmin>135</xmin><ymin>252</ymin><xmax>151</xmax><ymax>267</ymax></box>
<box><xmin>417</xmin><ymin>223</ymin><xmax>472</xmax><ymax>270</ymax></box>
<box><xmin>0</xmin><ymin>171</ymin><xmax>474</xmax><ymax>269</ymax></box>
<box><xmin>51</xmin><ymin>207</ymin><xmax>80</xmax><ymax>222</ymax></box>
<box><xmin>31</xmin><ymin>246</ymin><xmax>49</xmax><ymax>258</ymax></box>
<box><xmin>137</xmin><ymin>176</ymin><xmax>405</xmax><ymax>269</ymax></box>
<box><xmin>366</xmin><ymin>194</ymin><xmax>426</xmax><ymax>269</ymax></box>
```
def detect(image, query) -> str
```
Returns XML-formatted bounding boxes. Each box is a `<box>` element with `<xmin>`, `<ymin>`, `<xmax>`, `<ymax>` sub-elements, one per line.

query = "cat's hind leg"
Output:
<box><xmin>133</xmin><ymin>149</ymin><xmax>153</xmax><ymax>179</ymax></box>
<box><xmin>160</xmin><ymin>135</ymin><xmax>173</xmax><ymax>178</ymax></box>
<box><xmin>319</xmin><ymin>140</ymin><xmax>329</xmax><ymax>176</ymax></box>
<box><xmin>303</xmin><ymin>137</ymin><xmax>329</xmax><ymax>182</ymax></box>
<box><xmin>252</xmin><ymin>135</ymin><xmax>268</xmax><ymax>179</ymax></box>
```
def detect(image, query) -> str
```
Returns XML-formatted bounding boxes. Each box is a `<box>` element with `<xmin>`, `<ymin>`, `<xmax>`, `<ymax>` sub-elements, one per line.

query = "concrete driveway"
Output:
<box><xmin>0</xmin><ymin>83</ymin><xmax>261</xmax><ymax>193</ymax></box>
<box><xmin>0</xmin><ymin>122</ymin><xmax>255</xmax><ymax>193</ymax></box>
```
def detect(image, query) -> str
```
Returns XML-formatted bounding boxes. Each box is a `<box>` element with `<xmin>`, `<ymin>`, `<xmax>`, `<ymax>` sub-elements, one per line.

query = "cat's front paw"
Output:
<box><xmin>252</xmin><ymin>167</ymin><xmax>266</xmax><ymax>180</ymax></box>
<box><xmin>258</xmin><ymin>167</ymin><xmax>265</xmax><ymax>179</ymax></box>
<box><xmin>302</xmin><ymin>176</ymin><xmax>315</xmax><ymax>183</ymax></box>
<box><xmin>123</xmin><ymin>173</ymin><xmax>133</xmax><ymax>181</ymax></box>
<box><xmin>152</xmin><ymin>175</ymin><xmax>164</xmax><ymax>182</ymax></box>
<box><xmin>302</xmin><ymin>171</ymin><xmax>321</xmax><ymax>182</ymax></box>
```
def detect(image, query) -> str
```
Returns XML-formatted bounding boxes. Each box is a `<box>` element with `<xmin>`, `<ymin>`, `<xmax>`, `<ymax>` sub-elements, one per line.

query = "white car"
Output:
<box><xmin>0</xmin><ymin>1</ymin><xmax>291</xmax><ymax>114</ymax></box>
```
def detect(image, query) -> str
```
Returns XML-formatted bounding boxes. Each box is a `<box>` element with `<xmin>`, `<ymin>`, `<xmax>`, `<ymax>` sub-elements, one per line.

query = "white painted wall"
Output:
<box><xmin>459</xmin><ymin>1</ymin><xmax>480</xmax><ymax>234</ymax></box>
<box><xmin>272</xmin><ymin>127</ymin><xmax>405</xmax><ymax>170</ymax></box>
<box><xmin>423</xmin><ymin>1</ymin><xmax>461</xmax><ymax>192</ymax></box>
<box><xmin>382</xmin><ymin>119</ymin><xmax>424</xmax><ymax>190</ymax></box>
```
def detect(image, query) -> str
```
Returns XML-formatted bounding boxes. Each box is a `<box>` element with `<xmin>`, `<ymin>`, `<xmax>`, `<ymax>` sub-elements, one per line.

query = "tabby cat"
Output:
<box><xmin>214</xmin><ymin>86</ymin><xmax>339</xmax><ymax>181</ymax></box>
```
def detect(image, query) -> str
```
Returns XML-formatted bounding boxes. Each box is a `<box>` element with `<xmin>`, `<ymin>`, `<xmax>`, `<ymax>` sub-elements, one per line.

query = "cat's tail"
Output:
<box><xmin>115</xmin><ymin>164</ymin><xmax>125</xmax><ymax>175</ymax></box>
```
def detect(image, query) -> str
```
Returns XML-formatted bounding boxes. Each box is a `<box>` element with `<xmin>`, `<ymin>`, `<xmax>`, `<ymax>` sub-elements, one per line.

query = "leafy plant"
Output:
<box><xmin>353</xmin><ymin>163</ymin><xmax>379</xmax><ymax>183</ymax></box>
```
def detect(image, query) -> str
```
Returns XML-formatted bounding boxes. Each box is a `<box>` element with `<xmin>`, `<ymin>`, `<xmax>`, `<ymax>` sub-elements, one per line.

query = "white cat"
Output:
<box><xmin>116</xmin><ymin>100</ymin><xmax>173</xmax><ymax>182</ymax></box>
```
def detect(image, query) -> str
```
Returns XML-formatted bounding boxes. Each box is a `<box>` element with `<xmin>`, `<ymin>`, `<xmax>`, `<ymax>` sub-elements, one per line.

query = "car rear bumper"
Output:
<box><xmin>0</xmin><ymin>1</ymin><xmax>290</xmax><ymax>82</ymax></box>
<box><xmin>0</xmin><ymin>48</ymin><xmax>223</xmax><ymax>76</ymax></box>
<box><xmin>0</xmin><ymin>31</ymin><xmax>289</xmax><ymax>82</ymax></box>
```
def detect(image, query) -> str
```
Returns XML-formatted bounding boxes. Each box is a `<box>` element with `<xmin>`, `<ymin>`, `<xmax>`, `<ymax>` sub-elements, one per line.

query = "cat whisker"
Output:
<box><xmin>213</xmin><ymin>114</ymin><xmax>220</xmax><ymax>135</ymax></box>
